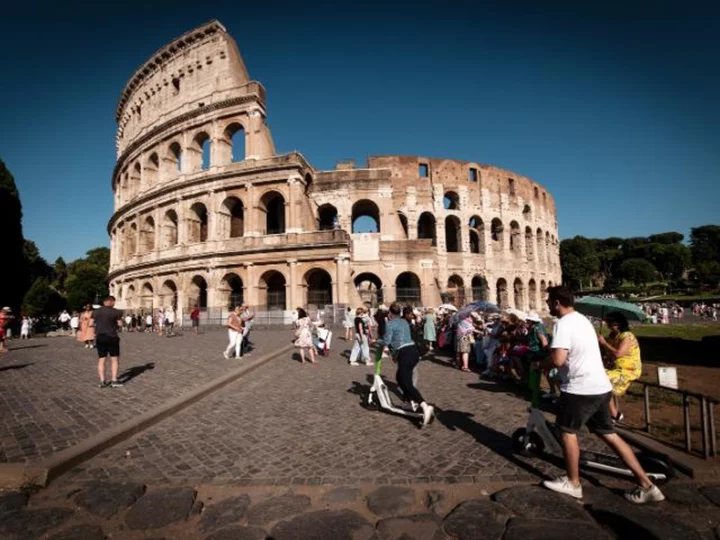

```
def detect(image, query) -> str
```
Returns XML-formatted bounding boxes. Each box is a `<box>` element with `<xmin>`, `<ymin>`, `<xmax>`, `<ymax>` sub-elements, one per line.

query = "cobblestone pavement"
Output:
<box><xmin>0</xmin><ymin>329</ymin><xmax>290</xmax><ymax>463</ymax></box>
<box><xmin>60</xmin><ymin>333</ymin><xmax>611</xmax><ymax>487</ymax></box>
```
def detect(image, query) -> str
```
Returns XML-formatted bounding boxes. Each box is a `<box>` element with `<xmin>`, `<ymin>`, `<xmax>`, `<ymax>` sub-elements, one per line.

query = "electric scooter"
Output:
<box><xmin>364</xmin><ymin>346</ymin><xmax>428</xmax><ymax>426</ymax></box>
<box><xmin>512</xmin><ymin>368</ymin><xmax>674</xmax><ymax>484</ymax></box>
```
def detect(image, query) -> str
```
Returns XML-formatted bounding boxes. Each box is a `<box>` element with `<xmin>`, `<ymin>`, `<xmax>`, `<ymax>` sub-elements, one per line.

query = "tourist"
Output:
<box><xmin>94</xmin><ymin>296</ymin><xmax>124</xmax><ymax>388</ymax></box>
<box><xmin>0</xmin><ymin>307</ymin><xmax>12</xmax><ymax>354</ymax></box>
<box><xmin>20</xmin><ymin>316</ymin><xmax>30</xmax><ymax>340</ymax></box>
<box><xmin>59</xmin><ymin>309</ymin><xmax>71</xmax><ymax>331</ymax></box>
<box><xmin>423</xmin><ymin>308</ymin><xmax>436</xmax><ymax>352</ymax></box>
<box><xmin>349</xmin><ymin>306</ymin><xmax>371</xmax><ymax>366</ymax></box>
<box><xmin>542</xmin><ymin>286</ymin><xmax>664</xmax><ymax>503</ymax></box>
<box><xmin>374</xmin><ymin>304</ymin><xmax>389</xmax><ymax>358</ymax></box>
<box><xmin>70</xmin><ymin>312</ymin><xmax>80</xmax><ymax>336</ymax></box>
<box><xmin>455</xmin><ymin>314</ymin><xmax>474</xmax><ymax>372</ymax></box>
<box><xmin>240</xmin><ymin>304</ymin><xmax>254</xmax><ymax>355</ymax></box>
<box><xmin>293</xmin><ymin>307</ymin><xmax>316</xmax><ymax>364</ymax></box>
<box><xmin>223</xmin><ymin>306</ymin><xmax>244</xmax><ymax>359</ymax></box>
<box><xmin>190</xmin><ymin>304</ymin><xmax>200</xmax><ymax>333</ymax></box>
<box><xmin>124</xmin><ymin>313</ymin><xmax>132</xmax><ymax>332</ymax></box>
<box><xmin>165</xmin><ymin>306</ymin><xmax>175</xmax><ymax>336</ymax></box>
<box><xmin>145</xmin><ymin>312</ymin><xmax>153</xmax><ymax>332</ymax></box>
<box><xmin>376</xmin><ymin>302</ymin><xmax>434</xmax><ymax>426</ymax></box>
<box><xmin>156</xmin><ymin>309</ymin><xmax>165</xmax><ymax>335</ymax></box>
<box><xmin>343</xmin><ymin>306</ymin><xmax>354</xmax><ymax>341</ymax></box>
<box><xmin>78</xmin><ymin>305</ymin><xmax>95</xmax><ymax>348</ymax></box>
<box><xmin>598</xmin><ymin>311</ymin><xmax>642</xmax><ymax>423</ymax></box>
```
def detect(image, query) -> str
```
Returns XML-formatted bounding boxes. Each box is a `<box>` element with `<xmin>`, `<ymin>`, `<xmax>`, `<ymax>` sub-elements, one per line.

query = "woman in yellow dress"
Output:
<box><xmin>598</xmin><ymin>311</ymin><xmax>642</xmax><ymax>423</ymax></box>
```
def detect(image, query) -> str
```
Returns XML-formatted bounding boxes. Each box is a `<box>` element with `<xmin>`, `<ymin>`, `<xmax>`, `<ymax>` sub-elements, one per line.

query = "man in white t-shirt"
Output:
<box><xmin>542</xmin><ymin>286</ymin><xmax>664</xmax><ymax>504</ymax></box>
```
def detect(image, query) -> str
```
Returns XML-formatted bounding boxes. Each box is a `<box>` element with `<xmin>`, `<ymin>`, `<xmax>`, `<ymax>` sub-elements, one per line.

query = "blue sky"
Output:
<box><xmin>1</xmin><ymin>0</ymin><xmax>718</xmax><ymax>263</ymax></box>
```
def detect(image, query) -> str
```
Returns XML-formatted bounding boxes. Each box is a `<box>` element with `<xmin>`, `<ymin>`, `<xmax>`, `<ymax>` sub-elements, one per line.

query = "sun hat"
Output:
<box><xmin>526</xmin><ymin>312</ymin><xmax>542</xmax><ymax>323</ymax></box>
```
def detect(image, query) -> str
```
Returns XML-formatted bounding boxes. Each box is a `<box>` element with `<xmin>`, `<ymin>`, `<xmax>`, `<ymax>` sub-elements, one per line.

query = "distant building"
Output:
<box><xmin>108</xmin><ymin>20</ymin><xmax>561</xmax><ymax>316</ymax></box>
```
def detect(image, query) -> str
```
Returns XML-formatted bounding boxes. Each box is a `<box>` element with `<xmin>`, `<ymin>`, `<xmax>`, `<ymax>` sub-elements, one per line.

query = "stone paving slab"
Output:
<box><xmin>0</xmin><ymin>329</ymin><xmax>290</xmax><ymax>464</ymax></box>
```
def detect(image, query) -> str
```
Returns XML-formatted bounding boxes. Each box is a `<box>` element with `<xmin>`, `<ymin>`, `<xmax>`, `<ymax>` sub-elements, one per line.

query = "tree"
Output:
<box><xmin>22</xmin><ymin>278</ymin><xmax>65</xmax><ymax>316</ymax></box>
<box><xmin>0</xmin><ymin>158</ymin><xmax>26</xmax><ymax>312</ymax></box>
<box><xmin>619</xmin><ymin>258</ymin><xmax>658</xmax><ymax>286</ymax></box>
<box><xmin>648</xmin><ymin>232</ymin><xmax>684</xmax><ymax>245</ymax></box>
<box><xmin>53</xmin><ymin>257</ymin><xmax>68</xmax><ymax>292</ymax></box>
<box><xmin>64</xmin><ymin>261</ymin><xmax>108</xmax><ymax>311</ymax></box>
<box><xmin>84</xmin><ymin>247</ymin><xmax>110</xmax><ymax>274</ymax></box>
<box><xmin>24</xmin><ymin>239</ymin><xmax>53</xmax><ymax>287</ymax></box>
<box><xmin>560</xmin><ymin>236</ymin><xmax>600</xmax><ymax>290</ymax></box>
<box><xmin>651</xmin><ymin>243</ymin><xmax>692</xmax><ymax>281</ymax></box>
<box><xmin>690</xmin><ymin>225</ymin><xmax>720</xmax><ymax>265</ymax></box>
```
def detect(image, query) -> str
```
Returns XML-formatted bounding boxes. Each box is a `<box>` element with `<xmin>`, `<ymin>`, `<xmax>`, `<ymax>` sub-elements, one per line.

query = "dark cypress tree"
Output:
<box><xmin>0</xmin><ymin>159</ymin><xmax>27</xmax><ymax>312</ymax></box>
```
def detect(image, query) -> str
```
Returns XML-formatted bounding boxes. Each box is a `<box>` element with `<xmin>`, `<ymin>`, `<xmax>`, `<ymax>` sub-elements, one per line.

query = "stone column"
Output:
<box><xmin>286</xmin><ymin>175</ymin><xmax>301</xmax><ymax>233</ymax></box>
<box><xmin>245</xmin><ymin>109</ymin><xmax>262</xmax><ymax>161</ymax></box>
<box><xmin>244</xmin><ymin>182</ymin><xmax>258</xmax><ymax>237</ymax></box>
<box><xmin>245</xmin><ymin>263</ymin><xmax>257</xmax><ymax>307</ymax></box>
<box><xmin>287</xmin><ymin>260</ymin><xmax>298</xmax><ymax>309</ymax></box>
<box><xmin>334</xmin><ymin>255</ymin><xmax>350</xmax><ymax>305</ymax></box>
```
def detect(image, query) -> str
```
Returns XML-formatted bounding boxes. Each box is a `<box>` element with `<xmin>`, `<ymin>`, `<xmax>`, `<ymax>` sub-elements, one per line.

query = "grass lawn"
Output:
<box><xmin>630</xmin><ymin>323</ymin><xmax>720</xmax><ymax>341</ymax></box>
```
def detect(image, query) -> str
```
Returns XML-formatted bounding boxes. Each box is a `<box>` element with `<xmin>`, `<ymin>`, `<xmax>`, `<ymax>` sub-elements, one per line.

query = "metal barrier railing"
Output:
<box><xmin>634</xmin><ymin>380</ymin><xmax>718</xmax><ymax>459</ymax></box>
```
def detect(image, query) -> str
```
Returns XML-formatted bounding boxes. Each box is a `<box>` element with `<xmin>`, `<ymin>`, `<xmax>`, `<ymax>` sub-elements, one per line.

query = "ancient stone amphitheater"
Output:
<box><xmin>108</xmin><ymin>20</ymin><xmax>561</xmax><ymax>321</ymax></box>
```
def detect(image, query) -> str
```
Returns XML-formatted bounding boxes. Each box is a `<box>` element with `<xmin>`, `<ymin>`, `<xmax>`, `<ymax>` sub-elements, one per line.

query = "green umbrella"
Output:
<box><xmin>574</xmin><ymin>296</ymin><xmax>646</xmax><ymax>322</ymax></box>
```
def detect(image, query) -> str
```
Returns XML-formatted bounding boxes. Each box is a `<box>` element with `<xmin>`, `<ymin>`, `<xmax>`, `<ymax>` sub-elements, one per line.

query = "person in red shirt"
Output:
<box><xmin>190</xmin><ymin>305</ymin><xmax>200</xmax><ymax>334</ymax></box>
<box><xmin>0</xmin><ymin>307</ymin><xmax>12</xmax><ymax>354</ymax></box>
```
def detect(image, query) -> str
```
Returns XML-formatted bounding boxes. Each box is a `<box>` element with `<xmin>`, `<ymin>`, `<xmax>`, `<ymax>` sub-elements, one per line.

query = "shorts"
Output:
<box><xmin>556</xmin><ymin>391</ymin><xmax>614</xmax><ymax>435</ymax></box>
<box><xmin>192</xmin><ymin>319</ymin><xmax>199</xmax><ymax>327</ymax></box>
<box><xmin>456</xmin><ymin>335</ymin><xmax>472</xmax><ymax>354</ymax></box>
<box><xmin>96</xmin><ymin>335</ymin><xmax>120</xmax><ymax>358</ymax></box>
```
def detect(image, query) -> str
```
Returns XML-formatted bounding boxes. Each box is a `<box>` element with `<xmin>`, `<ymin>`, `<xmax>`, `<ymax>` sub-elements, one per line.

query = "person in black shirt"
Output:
<box><xmin>93</xmin><ymin>296</ymin><xmax>124</xmax><ymax>388</ymax></box>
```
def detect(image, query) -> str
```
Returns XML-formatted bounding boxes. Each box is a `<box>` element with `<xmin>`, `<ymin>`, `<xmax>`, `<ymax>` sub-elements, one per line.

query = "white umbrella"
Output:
<box><xmin>439</xmin><ymin>304</ymin><xmax>458</xmax><ymax>312</ymax></box>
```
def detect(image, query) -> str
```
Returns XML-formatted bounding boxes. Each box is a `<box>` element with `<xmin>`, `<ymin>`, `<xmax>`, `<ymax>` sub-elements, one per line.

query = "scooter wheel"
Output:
<box><xmin>363</xmin><ymin>392</ymin><xmax>379</xmax><ymax>411</ymax></box>
<box><xmin>511</xmin><ymin>428</ymin><xmax>528</xmax><ymax>453</ymax></box>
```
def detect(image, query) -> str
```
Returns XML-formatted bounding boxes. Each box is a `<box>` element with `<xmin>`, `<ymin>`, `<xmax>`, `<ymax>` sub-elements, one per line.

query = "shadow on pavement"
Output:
<box><xmin>8</xmin><ymin>344</ymin><xmax>48</xmax><ymax>350</ymax></box>
<box><xmin>118</xmin><ymin>362</ymin><xmax>155</xmax><ymax>383</ymax></box>
<box><xmin>0</xmin><ymin>363</ymin><xmax>34</xmax><ymax>372</ymax></box>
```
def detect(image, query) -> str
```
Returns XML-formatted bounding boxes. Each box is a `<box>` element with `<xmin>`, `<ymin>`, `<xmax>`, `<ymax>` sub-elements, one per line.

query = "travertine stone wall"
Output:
<box><xmin>108</xmin><ymin>21</ymin><xmax>561</xmax><ymax>315</ymax></box>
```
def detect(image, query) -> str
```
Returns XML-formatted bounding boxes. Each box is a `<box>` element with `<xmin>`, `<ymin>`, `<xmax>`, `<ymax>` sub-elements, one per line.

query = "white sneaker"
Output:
<box><xmin>223</xmin><ymin>351</ymin><xmax>230</xmax><ymax>359</ymax></box>
<box><xmin>365</xmin><ymin>361</ymin><xmax>374</xmax><ymax>366</ymax></box>
<box><xmin>421</xmin><ymin>403</ymin><xmax>434</xmax><ymax>426</ymax></box>
<box><xmin>349</xmin><ymin>361</ymin><xmax>359</xmax><ymax>366</ymax></box>
<box><xmin>542</xmin><ymin>476</ymin><xmax>583</xmax><ymax>499</ymax></box>
<box><xmin>624</xmin><ymin>484</ymin><xmax>665</xmax><ymax>504</ymax></box>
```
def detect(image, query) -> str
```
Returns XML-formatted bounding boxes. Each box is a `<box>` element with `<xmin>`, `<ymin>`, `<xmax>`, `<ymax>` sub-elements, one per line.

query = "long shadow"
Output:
<box><xmin>8</xmin><ymin>344</ymin><xmax>48</xmax><ymax>351</ymax></box>
<box><xmin>118</xmin><ymin>362</ymin><xmax>155</xmax><ymax>383</ymax></box>
<box><xmin>0</xmin><ymin>363</ymin><xmax>33</xmax><ymax>372</ymax></box>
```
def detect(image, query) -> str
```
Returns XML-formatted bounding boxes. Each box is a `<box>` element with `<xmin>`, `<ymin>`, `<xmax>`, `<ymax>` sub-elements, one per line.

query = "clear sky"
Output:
<box><xmin>1</xmin><ymin>0</ymin><xmax>718</xmax><ymax>263</ymax></box>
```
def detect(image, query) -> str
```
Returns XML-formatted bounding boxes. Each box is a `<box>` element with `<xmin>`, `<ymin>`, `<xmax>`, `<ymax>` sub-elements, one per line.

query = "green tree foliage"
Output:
<box><xmin>53</xmin><ymin>257</ymin><xmax>68</xmax><ymax>291</ymax></box>
<box><xmin>619</xmin><ymin>258</ymin><xmax>658</xmax><ymax>285</ymax></box>
<box><xmin>83</xmin><ymin>247</ymin><xmax>110</xmax><ymax>274</ymax></box>
<box><xmin>690</xmin><ymin>226</ymin><xmax>720</xmax><ymax>289</ymax></box>
<box><xmin>560</xmin><ymin>236</ymin><xmax>600</xmax><ymax>290</ymax></box>
<box><xmin>24</xmin><ymin>239</ymin><xmax>53</xmax><ymax>287</ymax></box>
<box><xmin>650</xmin><ymin>243</ymin><xmax>692</xmax><ymax>281</ymax></box>
<box><xmin>65</xmin><ymin>261</ymin><xmax>108</xmax><ymax>311</ymax></box>
<box><xmin>649</xmin><ymin>232</ymin><xmax>684</xmax><ymax>245</ymax></box>
<box><xmin>22</xmin><ymin>278</ymin><xmax>65</xmax><ymax>316</ymax></box>
<box><xmin>0</xmin><ymin>158</ymin><xmax>26</xmax><ymax>312</ymax></box>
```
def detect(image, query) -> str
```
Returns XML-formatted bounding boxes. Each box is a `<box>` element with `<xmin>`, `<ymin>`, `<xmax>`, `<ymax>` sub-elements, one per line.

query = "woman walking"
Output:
<box><xmin>343</xmin><ymin>306</ymin><xmax>354</xmax><ymax>341</ymax></box>
<box><xmin>348</xmin><ymin>306</ymin><xmax>371</xmax><ymax>366</ymax></box>
<box><xmin>423</xmin><ymin>308</ymin><xmax>436</xmax><ymax>352</ymax></box>
<box><xmin>78</xmin><ymin>305</ymin><xmax>96</xmax><ymax>348</ymax></box>
<box><xmin>294</xmin><ymin>308</ymin><xmax>316</xmax><ymax>364</ymax></box>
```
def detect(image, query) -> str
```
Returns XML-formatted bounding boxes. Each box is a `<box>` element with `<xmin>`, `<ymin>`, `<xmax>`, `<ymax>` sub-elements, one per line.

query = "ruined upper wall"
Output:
<box><xmin>115</xmin><ymin>20</ymin><xmax>259</xmax><ymax>156</ymax></box>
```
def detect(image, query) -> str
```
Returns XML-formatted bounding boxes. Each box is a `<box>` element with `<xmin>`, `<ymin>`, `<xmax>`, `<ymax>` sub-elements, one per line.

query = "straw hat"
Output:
<box><xmin>526</xmin><ymin>312</ymin><xmax>542</xmax><ymax>323</ymax></box>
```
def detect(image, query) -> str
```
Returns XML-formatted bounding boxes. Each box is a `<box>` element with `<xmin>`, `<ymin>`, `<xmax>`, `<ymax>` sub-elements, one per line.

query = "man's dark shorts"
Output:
<box><xmin>556</xmin><ymin>391</ymin><xmax>615</xmax><ymax>435</ymax></box>
<box><xmin>192</xmin><ymin>319</ymin><xmax>199</xmax><ymax>327</ymax></box>
<box><xmin>96</xmin><ymin>335</ymin><xmax>120</xmax><ymax>358</ymax></box>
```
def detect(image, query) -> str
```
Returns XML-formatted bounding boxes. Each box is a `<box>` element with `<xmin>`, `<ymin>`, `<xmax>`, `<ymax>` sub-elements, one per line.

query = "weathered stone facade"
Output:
<box><xmin>108</xmin><ymin>20</ymin><xmax>561</xmax><ymax>315</ymax></box>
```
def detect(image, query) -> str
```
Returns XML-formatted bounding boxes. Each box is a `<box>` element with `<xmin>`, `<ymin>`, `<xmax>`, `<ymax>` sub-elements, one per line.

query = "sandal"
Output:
<box><xmin>460</xmin><ymin>367</ymin><xmax>471</xmax><ymax>372</ymax></box>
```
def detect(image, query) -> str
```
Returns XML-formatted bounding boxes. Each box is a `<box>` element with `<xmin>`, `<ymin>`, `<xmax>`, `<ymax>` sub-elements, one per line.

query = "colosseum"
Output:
<box><xmin>107</xmin><ymin>20</ymin><xmax>561</xmax><ymax>322</ymax></box>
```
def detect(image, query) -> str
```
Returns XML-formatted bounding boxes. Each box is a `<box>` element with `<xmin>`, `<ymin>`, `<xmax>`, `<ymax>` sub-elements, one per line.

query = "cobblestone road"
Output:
<box><xmin>58</xmin><ymin>332</ymin><xmax>605</xmax><ymax>487</ymax></box>
<box><xmin>0</xmin><ymin>328</ymin><xmax>289</xmax><ymax>463</ymax></box>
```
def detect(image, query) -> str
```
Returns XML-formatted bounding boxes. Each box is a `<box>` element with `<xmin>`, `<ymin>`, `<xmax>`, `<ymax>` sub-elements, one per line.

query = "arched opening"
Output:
<box><xmin>513</xmin><ymin>278</ymin><xmax>525</xmax><ymax>310</ymax></box>
<box><xmin>443</xmin><ymin>191</ymin><xmax>460</xmax><ymax>210</ymax></box>
<box><xmin>161</xmin><ymin>280</ymin><xmax>178</xmax><ymax>309</ymax></box>
<box><xmin>305</xmin><ymin>268</ymin><xmax>333</xmax><ymax>308</ymax></box>
<box><xmin>354</xmin><ymin>273</ymin><xmax>383</xmax><ymax>308</ymax></box>
<box><xmin>545</xmin><ymin>232</ymin><xmax>551</xmax><ymax>265</ymax></box>
<box><xmin>536</xmin><ymin>228</ymin><xmax>544</xmax><ymax>262</ymax></box>
<box><xmin>259</xmin><ymin>271</ymin><xmax>286</xmax><ymax>310</ymax></box>
<box><xmin>469</xmin><ymin>230</ymin><xmax>480</xmax><ymax>254</ymax></box>
<box><xmin>188</xmin><ymin>202</ymin><xmax>208</xmax><ymax>243</ymax></box>
<box><xmin>127</xmin><ymin>223</ymin><xmax>137</xmax><ymax>257</ymax></box>
<box><xmin>523</xmin><ymin>204</ymin><xmax>532</xmax><ymax>219</ymax></box>
<box><xmin>145</xmin><ymin>153</ymin><xmax>159</xmax><ymax>187</ymax></box>
<box><xmin>193</xmin><ymin>132</ymin><xmax>211</xmax><ymax>171</ymax></box>
<box><xmin>445</xmin><ymin>215</ymin><xmax>461</xmax><ymax>252</ymax></box>
<box><xmin>469</xmin><ymin>216</ymin><xmax>485</xmax><ymax>254</ymax></box>
<box><xmin>509</xmin><ymin>221</ymin><xmax>521</xmax><ymax>256</ymax></box>
<box><xmin>540</xmin><ymin>280</ymin><xmax>547</xmax><ymax>306</ymax></box>
<box><xmin>351</xmin><ymin>199</ymin><xmax>380</xmax><ymax>233</ymax></box>
<box><xmin>141</xmin><ymin>282</ymin><xmax>154</xmax><ymax>310</ymax></box>
<box><xmin>397</xmin><ymin>212</ymin><xmax>409</xmax><ymax>239</ymax></box>
<box><xmin>225</xmin><ymin>123</ymin><xmax>245</xmax><ymax>163</ymax></box>
<box><xmin>130</xmin><ymin>162</ymin><xmax>141</xmax><ymax>197</ymax></box>
<box><xmin>220</xmin><ymin>197</ymin><xmax>244</xmax><ymax>238</ymax></box>
<box><xmin>418</xmin><ymin>212</ymin><xmax>437</xmax><ymax>246</ymax></box>
<box><xmin>169</xmin><ymin>142</ymin><xmax>182</xmax><ymax>174</ymax></box>
<box><xmin>318</xmin><ymin>204</ymin><xmax>338</xmax><ymax>231</ymax></box>
<box><xmin>471</xmin><ymin>275</ymin><xmax>489</xmax><ymax>301</ymax></box>
<box><xmin>445</xmin><ymin>275</ymin><xmax>465</xmax><ymax>306</ymax></box>
<box><xmin>189</xmin><ymin>276</ymin><xmax>208</xmax><ymax>309</ymax></box>
<box><xmin>162</xmin><ymin>210</ymin><xmax>178</xmax><ymax>248</ymax></box>
<box><xmin>491</xmin><ymin>218</ymin><xmax>504</xmax><ymax>248</ymax></box>
<box><xmin>141</xmin><ymin>216</ymin><xmax>155</xmax><ymax>253</ymax></box>
<box><xmin>395</xmin><ymin>272</ymin><xmax>422</xmax><ymax>306</ymax></box>
<box><xmin>260</xmin><ymin>191</ymin><xmax>286</xmax><ymax>235</ymax></box>
<box><xmin>125</xmin><ymin>285</ymin><xmax>135</xmax><ymax>308</ymax></box>
<box><xmin>528</xmin><ymin>279</ymin><xmax>537</xmax><ymax>311</ymax></box>
<box><xmin>221</xmin><ymin>273</ymin><xmax>244</xmax><ymax>308</ymax></box>
<box><xmin>496</xmin><ymin>278</ymin><xmax>509</xmax><ymax>310</ymax></box>
<box><xmin>525</xmin><ymin>227</ymin><xmax>534</xmax><ymax>261</ymax></box>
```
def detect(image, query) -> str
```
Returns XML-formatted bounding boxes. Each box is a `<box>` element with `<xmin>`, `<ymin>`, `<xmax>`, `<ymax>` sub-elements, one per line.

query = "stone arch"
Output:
<box><xmin>219</xmin><ymin>196</ymin><xmax>244</xmax><ymax>238</ymax></box>
<box><xmin>191</xmin><ymin>131</ymin><xmax>211</xmax><ymax>171</ymax></box>
<box><xmin>259</xmin><ymin>270</ymin><xmax>286</xmax><ymax>310</ymax></box>
<box><xmin>220</xmin><ymin>273</ymin><xmax>244</xmax><ymax>308</ymax></box>
<box><xmin>469</xmin><ymin>216</ymin><xmax>485</xmax><ymax>254</ymax></box>
<box><xmin>141</xmin><ymin>282</ymin><xmax>154</xmax><ymax>310</ymax></box>
<box><xmin>395</xmin><ymin>272</ymin><xmax>422</xmax><ymax>306</ymax></box>
<box><xmin>536</xmin><ymin>228</ymin><xmax>544</xmax><ymax>262</ymax></box>
<box><xmin>509</xmin><ymin>221</ymin><xmax>521</xmax><ymax>257</ymax></box>
<box><xmin>130</xmin><ymin>162</ymin><xmax>141</xmax><ymax>198</ymax></box>
<box><xmin>225</xmin><ymin>122</ymin><xmax>245</xmax><ymax>163</ymax></box>
<box><xmin>513</xmin><ymin>278</ymin><xmax>525</xmax><ymax>310</ymax></box>
<box><xmin>445</xmin><ymin>215</ymin><xmax>462</xmax><ymax>253</ymax></box>
<box><xmin>528</xmin><ymin>279</ymin><xmax>538</xmax><ymax>311</ymax></box>
<box><xmin>318</xmin><ymin>204</ymin><xmax>338</xmax><ymax>231</ymax></box>
<box><xmin>168</xmin><ymin>141</ymin><xmax>182</xmax><ymax>175</ymax></box>
<box><xmin>162</xmin><ymin>209</ymin><xmax>178</xmax><ymax>248</ymax></box>
<box><xmin>140</xmin><ymin>215</ymin><xmax>155</xmax><ymax>253</ymax></box>
<box><xmin>351</xmin><ymin>199</ymin><xmax>380</xmax><ymax>233</ymax></box>
<box><xmin>188</xmin><ymin>275</ymin><xmax>208</xmax><ymax>309</ymax></box>
<box><xmin>418</xmin><ymin>212</ymin><xmax>437</xmax><ymax>246</ymax></box>
<box><xmin>125</xmin><ymin>284</ymin><xmax>136</xmax><ymax>308</ymax></box>
<box><xmin>471</xmin><ymin>275</ymin><xmax>489</xmax><ymax>301</ymax></box>
<box><xmin>127</xmin><ymin>222</ymin><xmax>137</xmax><ymax>257</ymax></box>
<box><xmin>523</xmin><ymin>204</ymin><xmax>532</xmax><ymax>219</ymax></box>
<box><xmin>496</xmin><ymin>278</ymin><xmax>509</xmax><ymax>310</ymax></box>
<box><xmin>259</xmin><ymin>191</ymin><xmax>286</xmax><ymax>235</ymax></box>
<box><xmin>443</xmin><ymin>191</ymin><xmax>460</xmax><ymax>210</ymax></box>
<box><xmin>304</xmin><ymin>268</ymin><xmax>333</xmax><ymax>308</ymax></box>
<box><xmin>354</xmin><ymin>273</ymin><xmax>383</xmax><ymax>308</ymax></box>
<box><xmin>446</xmin><ymin>274</ymin><xmax>466</xmax><ymax>306</ymax></box>
<box><xmin>397</xmin><ymin>211</ymin><xmax>409</xmax><ymax>239</ymax></box>
<box><xmin>145</xmin><ymin>152</ymin><xmax>159</xmax><ymax>187</ymax></box>
<box><xmin>188</xmin><ymin>202</ymin><xmax>209</xmax><ymax>243</ymax></box>
<box><xmin>491</xmin><ymin>218</ymin><xmax>504</xmax><ymax>249</ymax></box>
<box><xmin>525</xmin><ymin>226</ymin><xmax>534</xmax><ymax>260</ymax></box>
<box><xmin>160</xmin><ymin>279</ymin><xmax>178</xmax><ymax>309</ymax></box>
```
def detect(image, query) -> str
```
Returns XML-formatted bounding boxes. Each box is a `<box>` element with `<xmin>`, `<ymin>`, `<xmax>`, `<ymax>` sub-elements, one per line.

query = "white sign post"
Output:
<box><xmin>657</xmin><ymin>367</ymin><xmax>678</xmax><ymax>390</ymax></box>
